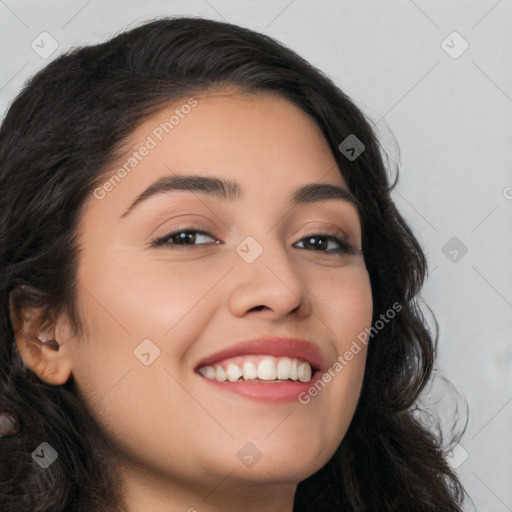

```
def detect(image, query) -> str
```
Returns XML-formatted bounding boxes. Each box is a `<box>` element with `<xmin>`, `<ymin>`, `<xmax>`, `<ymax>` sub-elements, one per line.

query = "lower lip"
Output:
<box><xmin>198</xmin><ymin>371</ymin><xmax>323</xmax><ymax>403</ymax></box>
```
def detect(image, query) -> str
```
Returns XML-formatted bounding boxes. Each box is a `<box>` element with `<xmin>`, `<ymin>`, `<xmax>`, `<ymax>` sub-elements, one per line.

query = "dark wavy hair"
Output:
<box><xmin>0</xmin><ymin>16</ymin><xmax>466</xmax><ymax>512</ymax></box>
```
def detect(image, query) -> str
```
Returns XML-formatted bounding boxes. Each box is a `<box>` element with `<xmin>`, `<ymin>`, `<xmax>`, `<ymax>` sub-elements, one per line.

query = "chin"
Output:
<box><xmin>228</xmin><ymin>444</ymin><xmax>336</xmax><ymax>485</ymax></box>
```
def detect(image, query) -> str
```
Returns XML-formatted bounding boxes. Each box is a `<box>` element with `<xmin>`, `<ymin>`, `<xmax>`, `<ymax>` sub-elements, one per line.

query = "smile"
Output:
<box><xmin>197</xmin><ymin>355</ymin><xmax>315</xmax><ymax>383</ymax></box>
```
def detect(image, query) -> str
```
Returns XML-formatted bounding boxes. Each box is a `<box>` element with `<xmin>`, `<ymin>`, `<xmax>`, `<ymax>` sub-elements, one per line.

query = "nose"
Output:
<box><xmin>228</xmin><ymin>236</ymin><xmax>311</xmax><ymax>319</ymax></box>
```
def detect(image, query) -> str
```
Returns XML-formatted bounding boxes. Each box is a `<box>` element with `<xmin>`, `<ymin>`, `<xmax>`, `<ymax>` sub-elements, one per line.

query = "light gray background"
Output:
<box><xmin>1</xmin><ymin>1</ymin><xmax>511</xmax><ymax>511</ymax></box>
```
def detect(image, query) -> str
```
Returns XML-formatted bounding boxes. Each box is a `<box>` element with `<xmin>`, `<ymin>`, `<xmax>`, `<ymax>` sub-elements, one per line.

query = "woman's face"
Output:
<box><xmin>61</xmin><ymin>89</ymin><xmax>373</xmax><ymax>505</ymax></box>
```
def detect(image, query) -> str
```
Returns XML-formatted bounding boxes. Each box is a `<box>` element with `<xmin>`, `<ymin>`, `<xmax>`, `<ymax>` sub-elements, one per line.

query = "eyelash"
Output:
<box><xmin>150</xmin><ymin>227</ymin><xmax>361</xmax><ymax>256</ymax></box>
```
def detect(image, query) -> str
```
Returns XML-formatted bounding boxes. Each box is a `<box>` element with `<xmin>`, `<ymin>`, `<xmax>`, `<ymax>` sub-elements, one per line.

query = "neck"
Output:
<box><xmin>117</xmin><ymin>463</ymin><xmax>297</xmax><ymax>512</ymax></box>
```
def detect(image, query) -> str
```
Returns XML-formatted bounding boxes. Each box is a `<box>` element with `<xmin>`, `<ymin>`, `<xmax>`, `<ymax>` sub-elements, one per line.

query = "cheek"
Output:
<box><xmin>70</xmin><ymin>249</ymin><xmax>221</xmax><ymax>416</ymax></box>
<box><xmin>76</xmin><ymin>245</ymin><xmax>221</xmax><ymax>342</ymax></box>
<box><xmin>297</xmin><ymin>264</ymin><xmax>372</xmax><ymax>422</ymax></box>
<box><xmin>319</xmin><ymin>267</ymin><xmax>372</xmax><ymax>410</ymax></box>
<box><xmin>314</xmin><ymin>264</ymin><xmax>373</xmax><ymax>344</ymax></box>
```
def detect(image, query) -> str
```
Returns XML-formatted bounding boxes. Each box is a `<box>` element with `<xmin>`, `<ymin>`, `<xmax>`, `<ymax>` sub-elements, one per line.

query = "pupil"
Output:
<box><xmin>177</xmin><ymin>232</ymin><xmax>194</xmax><ymax>244</ymax></box>
<box><xmin>307</xmin><ymin>236</ymin><xmax>326</xmax><ymax>250</ymax></box>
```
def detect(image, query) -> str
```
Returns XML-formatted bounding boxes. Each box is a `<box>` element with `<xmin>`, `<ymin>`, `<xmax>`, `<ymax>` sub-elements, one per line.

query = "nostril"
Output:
<box><xmin>250</xmin><ymin>305</ymin><xmax>266</xmax><ymax>312</ymax></box>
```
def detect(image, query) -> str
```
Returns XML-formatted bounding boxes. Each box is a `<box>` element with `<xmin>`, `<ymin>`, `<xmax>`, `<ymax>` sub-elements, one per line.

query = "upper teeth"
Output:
<box><xmin>198</xmin><ymin>355</ymin><xmax>313</xmax><ymax>383</ymax></box>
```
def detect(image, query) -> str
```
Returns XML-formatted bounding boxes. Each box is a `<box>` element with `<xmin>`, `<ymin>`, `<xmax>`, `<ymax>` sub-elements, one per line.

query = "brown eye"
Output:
<box><xmin>151</xmin><ymin>229</ymin><xmax>218</xmax><ymax>248</ymax></box>
<box><xmin>294</xmin><ymin>233</ymin><xmax>361</xmax><ymax>255</ymax></box>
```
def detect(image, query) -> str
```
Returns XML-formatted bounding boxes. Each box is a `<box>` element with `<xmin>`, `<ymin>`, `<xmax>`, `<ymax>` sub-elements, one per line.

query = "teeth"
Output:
<box><xmin>289</xmin><ymin>360</ymin><xmax>297</xmax><ymax>381</ymax></box>
<box><xmin>277</xmin><ymin>357</ymin><xmax>292</xmax><ymax>380</ymax></box>
<box><xmin>258</xmin><ymin>357</ymin><xmax>277</xmax><ymax>380</ymax></box>
<box><xmin>297</xmin><ymin>361</ymin><xmax>312</xmax><ymax>382</ymax></box>
<box><xmin>242</xmin><ymin>361</ymin><xmax>258</xmax><ymax>380</ymax></box>
<box><xmin>226</xmin><ymin>363</ymin><xmax>242</xmax><ymax>382</ymax></box>
<box><xmin>215</xmin><ymin>365</ymin><xmax>227</xmax><ymax>382</ymax></box>
<box><xmin>198</xmin><ymin>356</ymin><xmax>313</xmax><ymax>383</ymax></box>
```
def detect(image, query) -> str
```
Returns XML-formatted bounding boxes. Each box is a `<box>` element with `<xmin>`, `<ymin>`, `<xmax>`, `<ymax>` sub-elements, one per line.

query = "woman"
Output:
<box><xmin>0</xmin><ymin>16</ymin><xmax>466</xmax><ymax>511</ymax></box>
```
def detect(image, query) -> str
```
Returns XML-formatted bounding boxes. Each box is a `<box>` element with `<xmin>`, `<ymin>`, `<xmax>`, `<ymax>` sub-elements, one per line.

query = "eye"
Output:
<box><xmin>293</xmin><ymin>232</ymin><xmax>361</xmax><ymax>255</ymax></box>
<box><xmin>150</xmin><ymin>228</ymin><xmax>361</xmax><ymax>256</ymax></box>
<box><xmin>150</xmin><ymin>228</ymin><xmax>219</xmax><ymax>248</ymax></box>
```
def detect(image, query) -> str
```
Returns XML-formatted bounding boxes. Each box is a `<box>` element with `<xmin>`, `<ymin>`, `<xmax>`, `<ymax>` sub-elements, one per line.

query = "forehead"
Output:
<box><xmin>129</xmin><ymin>89</ymin><xmax>337</xmax><ymax>170</ymax></box>
<box><xmin>81</xmin><ymin>89</ymin><xmax>356</xmax><ymax>226</ymax></box>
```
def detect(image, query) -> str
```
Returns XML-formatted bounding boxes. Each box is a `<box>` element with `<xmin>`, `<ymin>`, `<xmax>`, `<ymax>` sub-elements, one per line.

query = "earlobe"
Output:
<box><xmin>16</xmin><ymin>332</ymin><xmax>72</xmax><ymax>385</ymax></box>
<box><xmin>9</xmin><ymin>288</ymin><xmax>73</xmax><ymax>386</ymax></box>
<box><xmin>13</xmin><ymin>324</ymin><xmax>73</xmax><ymax>386</ymax></box>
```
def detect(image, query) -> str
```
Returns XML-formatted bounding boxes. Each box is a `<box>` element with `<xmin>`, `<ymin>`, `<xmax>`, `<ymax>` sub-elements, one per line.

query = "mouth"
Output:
<box><xmin>194</xmin><ymin>337</ymin><xmax>329</xmax><ymax>403</ymax></box>
<box><xmin>196</xmin><ymin>355</ymin><xmax>319</xmax><ymax>383</ymax></box>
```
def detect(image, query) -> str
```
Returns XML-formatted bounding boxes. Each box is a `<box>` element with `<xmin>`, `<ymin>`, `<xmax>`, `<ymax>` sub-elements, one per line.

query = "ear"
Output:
<box><xmin>9</xmin><ymin>286</ymin><xmax>74</xmax><ymax>386</ymax></box>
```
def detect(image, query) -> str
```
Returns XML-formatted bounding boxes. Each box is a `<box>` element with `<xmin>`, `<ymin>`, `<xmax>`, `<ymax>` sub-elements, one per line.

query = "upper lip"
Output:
<box><xmin>194</xmin><ymin>336</ymin><xmax>331</xmax><ymax>373</ymax></box>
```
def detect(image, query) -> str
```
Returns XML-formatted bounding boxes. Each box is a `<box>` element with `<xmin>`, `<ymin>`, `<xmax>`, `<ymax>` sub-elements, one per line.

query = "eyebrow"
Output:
<box><xmin>119</xmin><ymin>173</ymin><xmax>361</xmax><ymax>219</ymax></box>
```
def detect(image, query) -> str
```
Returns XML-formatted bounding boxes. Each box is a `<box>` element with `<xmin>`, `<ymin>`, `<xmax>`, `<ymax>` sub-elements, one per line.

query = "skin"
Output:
<box><xmin>12</xmin><ymin>88</ymin><xmax>373</xmax><ymax>512</ymax></box>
